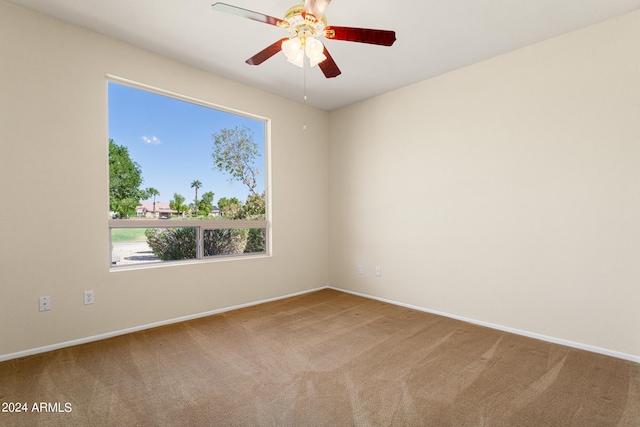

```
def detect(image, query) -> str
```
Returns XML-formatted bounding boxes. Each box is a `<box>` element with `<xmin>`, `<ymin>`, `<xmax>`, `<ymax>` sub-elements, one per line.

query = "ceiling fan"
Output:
<box><xmin>212</xmin><ymin>0</ymin><xmax>396</xmax><ymax>78</ymax></box>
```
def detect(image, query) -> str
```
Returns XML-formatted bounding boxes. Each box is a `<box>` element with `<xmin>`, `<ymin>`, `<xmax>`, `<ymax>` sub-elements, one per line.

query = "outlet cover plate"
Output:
<box><xmin>39</xmin><ymin>296</ymin><xmax>51</xmax><ymax>311</ymax></box>
<box><xmin>84</xmin><ymin>290</ymin><xmax>94</xmax><ymax>305</ymax></box>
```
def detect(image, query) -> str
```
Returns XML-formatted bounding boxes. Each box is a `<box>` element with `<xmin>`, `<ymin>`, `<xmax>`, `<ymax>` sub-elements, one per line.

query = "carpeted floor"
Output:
<box><xmin>1</xmin><ymin>288</ymin><xmax>639</xmax><ymax>426</ymax></box>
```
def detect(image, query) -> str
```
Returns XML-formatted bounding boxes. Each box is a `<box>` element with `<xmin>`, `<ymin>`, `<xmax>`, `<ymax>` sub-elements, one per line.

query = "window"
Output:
<box><xmin>108</xmin><ymin>78</ymin><xmax>269</xmax><ymax>268</ymax></box>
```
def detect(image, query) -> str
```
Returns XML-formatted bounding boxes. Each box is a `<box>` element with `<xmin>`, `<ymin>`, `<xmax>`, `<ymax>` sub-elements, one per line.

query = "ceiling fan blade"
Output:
<box><xmin>303</xmin><ymin>0</ymin><xmax>331</xmax><ymax>20</ymax></box>
<box><xmin>212</xmin><ymin>2</ymin><xmax>283</xmax><ymax>27</ymax></box>
<box><xmin>246</xmin><ymin>38</ymin><xmax>289</xmax><ymax>65</ymax></box>
<box><xmin>318</xmin><ymin>46</ymin><xmax>341</xmax><ymax>78</ymax></box>
<box><xmin>325</xmin><ymin>26</ymin><xmax>396</xmax><ymax>46</ymax></box>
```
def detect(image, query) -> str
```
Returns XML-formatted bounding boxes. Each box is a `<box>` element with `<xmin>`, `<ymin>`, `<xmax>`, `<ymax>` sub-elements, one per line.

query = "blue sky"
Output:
<box><xmin>108</xmin><ymin>82</ymin><xmax>265</xmax><ymax>206</ymax></box>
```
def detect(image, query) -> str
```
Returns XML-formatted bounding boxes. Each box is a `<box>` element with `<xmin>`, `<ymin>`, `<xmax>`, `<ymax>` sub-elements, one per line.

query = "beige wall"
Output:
<box><xmin>329</xmin><ymin>11</ymin><xmax>640</xmax><ymax>359</ymax></box>
<box><xmin>0</xmin><ymin>1</ymin><xmax>329</xmax><ymax>357</ymax></box>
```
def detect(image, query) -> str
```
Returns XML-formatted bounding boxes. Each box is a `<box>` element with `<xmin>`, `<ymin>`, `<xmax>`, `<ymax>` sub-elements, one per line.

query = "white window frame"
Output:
<box><xmin>107</xmin><ymin>75</ymin><xmax>271</xmax><ymax>269</ymax></box>
<box><xmin>109</xmin><ymin>219</ymin><xmax>269</xmax><ymax>266</ymax></box>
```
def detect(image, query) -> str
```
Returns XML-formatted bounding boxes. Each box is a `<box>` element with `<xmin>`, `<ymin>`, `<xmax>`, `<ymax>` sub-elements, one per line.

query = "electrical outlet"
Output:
<box><xmin>39</xmin><ymin>296</ymin><xmax>51</xmax><ymax>311</ymax></box>
<box><xmin>84</xmin><ymin>290</ymin><xmax>94</xmax><ymax>305</ymax></box>
<box><xmin>357</xmin><ymin>265</ymin><xmax>363</xmax><ymax>274</ymax></box>
<box><xmin>375</xmin><ymin>267</ymin><xmax>381</xmax><ymax>276</ymax></box>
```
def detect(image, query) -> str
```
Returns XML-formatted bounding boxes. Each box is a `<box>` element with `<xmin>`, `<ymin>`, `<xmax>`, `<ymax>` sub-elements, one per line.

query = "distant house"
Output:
<box><xmin>136</xmin><ymin>202</ymin><xmax>177</xmax><ymax>219</ymax></box>
<box><xmin>136</xmin><ymin>202</ymin><xmax>223</xmax><ymax>218</ymax></box>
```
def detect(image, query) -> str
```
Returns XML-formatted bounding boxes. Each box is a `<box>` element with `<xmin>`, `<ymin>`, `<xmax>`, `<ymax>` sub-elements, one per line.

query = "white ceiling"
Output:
<box><xmin>7</xmin><ymin>0</ymin><xmax>640</xmax><ymax>110</ymax></box>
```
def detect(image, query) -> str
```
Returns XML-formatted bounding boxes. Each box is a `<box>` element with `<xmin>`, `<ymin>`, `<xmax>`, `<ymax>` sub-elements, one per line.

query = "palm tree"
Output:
<box><xmin>191</xmin><ymin>180</ymin><xmax>202</xmax><ymax>212</ymax></box>
<box><xmin>146</xmin><ymin>187</ymin><xmax>160</xmax><ymax>217</ymax></box>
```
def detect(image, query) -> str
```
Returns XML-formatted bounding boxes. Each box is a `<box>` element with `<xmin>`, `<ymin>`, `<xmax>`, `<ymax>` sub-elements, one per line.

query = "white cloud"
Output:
<box><xmin>141</xmin><ymin>135</ymin><xmax>161</xmax><ymax>145</ymax></box>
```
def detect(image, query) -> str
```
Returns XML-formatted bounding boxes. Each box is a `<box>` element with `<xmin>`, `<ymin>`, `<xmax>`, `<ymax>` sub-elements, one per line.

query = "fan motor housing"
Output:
<box><xmin>279</xmin><ymin>4</ymin><xmax>327</xmax><ymax>38</ymax></box>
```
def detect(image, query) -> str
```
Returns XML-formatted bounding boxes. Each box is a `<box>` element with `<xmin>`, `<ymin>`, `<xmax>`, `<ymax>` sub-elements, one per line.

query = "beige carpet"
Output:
<box><xmin>1</xmin><ymin>289</ymin><xmax>638</xmax><ymax>426</ymax></box>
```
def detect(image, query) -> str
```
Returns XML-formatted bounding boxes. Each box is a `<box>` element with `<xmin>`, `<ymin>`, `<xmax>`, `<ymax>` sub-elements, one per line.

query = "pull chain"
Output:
<box><xmin>303</xmin><ymin>56</ymin><xmax>307</xmax><ymax>131</ymax></box>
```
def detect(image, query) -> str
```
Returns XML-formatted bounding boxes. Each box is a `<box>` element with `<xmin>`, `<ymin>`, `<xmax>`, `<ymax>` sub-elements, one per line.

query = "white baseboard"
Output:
<box><xmin>328</xmin><ymin>286</ymin><xmax>640</xmax><ymax>364</ymax></box>
<box><xmin>4</xmin><ymin>285</ymin><xmax>637</xmax><ymax>364</ymax></box>
<box><xmin>0</xmin><ymin>286</ymin><xmax>325</xmax><ymax>362</ymax></box>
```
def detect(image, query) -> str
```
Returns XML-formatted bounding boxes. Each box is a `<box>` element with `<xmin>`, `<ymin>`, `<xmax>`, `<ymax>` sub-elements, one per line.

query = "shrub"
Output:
<box><xmin>203</xmin><ymin>229</ymin><xmax>248</xmax><ymax>256</ymax></box>
<box><xmin>245</xmin><ymin>228</ymin><xmax>265</xmax><ymax>253</ymax></box>
<box><xmin>145</xmin><ymin>226</ymin><xmax>249</xmax><ymax>260</ymax></box>
<box><xmin>145</xmin><ymin>228</ymin><xmax>196</xmax><ymax>261</ymax></box>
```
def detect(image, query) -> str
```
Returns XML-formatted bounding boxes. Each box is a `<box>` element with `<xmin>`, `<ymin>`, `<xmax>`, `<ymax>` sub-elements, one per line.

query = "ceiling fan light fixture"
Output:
<box><xmin>308</xmin><ymin>52</ymin><xmax>327</xmax><ymax>67</ymax></box>
<box><xmin>282</xmin><ymin>37</ymin><xmax>301</xmax><ymax>57</ymax></box>
<box><xmin>288</xmin><ymin>50</ymin><xmax>305</xmax><ymax>67</ymax></box>
<box><xmin>305</xmin><ymin>37</ymin><xmax>327</xmax><ymax>67</ymax></box>
<box><xmin>305</xmin><ymin>37</ymin><xmax>323</xmax><ymax>56</ymax></box>
<box><xmin>282</xmin><ymin>36</ymin><xmax>326</xmax><ymax>68</ymax></box>
<box><xmin>281</xmin><ymin>37</ymin><xmax>304</xmax><ymax>67</ymax></box>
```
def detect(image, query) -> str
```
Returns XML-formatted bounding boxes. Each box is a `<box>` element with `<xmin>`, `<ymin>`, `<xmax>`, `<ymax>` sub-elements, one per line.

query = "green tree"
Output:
<box><xmin>109</xmin><ymin>139</ymin><xmax>145</xmax><ymax>218</ymax></box>
<box><xmin>169</xmin><ymin>193</ymin><xmax>187</xmax><ymax>216</ymax></box>
<box><xmin>243</xmin><ymin>192</ymin><xmax>266</xmax><ymax>219</ymax></box>
<box><xmin>218</xmin><ymin>196</ymin><xmax>242</xmax><ymax>219</ymax></box>
<box><xmin>243</xmin><ymin>192</ymin><xmax>266</xmax><ymax>253</ymax></box>
<box><xmin>198</xmin><ymin>191</ymin><xmax>215</xmax><ymax>216</ymax></box>
<box><xmin>145</xmin><ymin>187</ymin><xmax>160</xmax><ymax>217</ymax></box>
<box><xmin>190</xmin><ymin>180</ymin><xmax>202</xmax><ymax>213</ymax></box>
<box><xmin>212</xmin><ymin>126</ymin><xmax>260</xmax><ymax>196</ymax></box>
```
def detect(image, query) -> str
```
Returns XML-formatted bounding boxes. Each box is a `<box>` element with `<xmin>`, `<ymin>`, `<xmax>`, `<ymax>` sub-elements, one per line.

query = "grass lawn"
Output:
<box><xmin>112</xmin><ymin>228</ymin><xmax>148</xmax><ymax>243</ymax></box>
